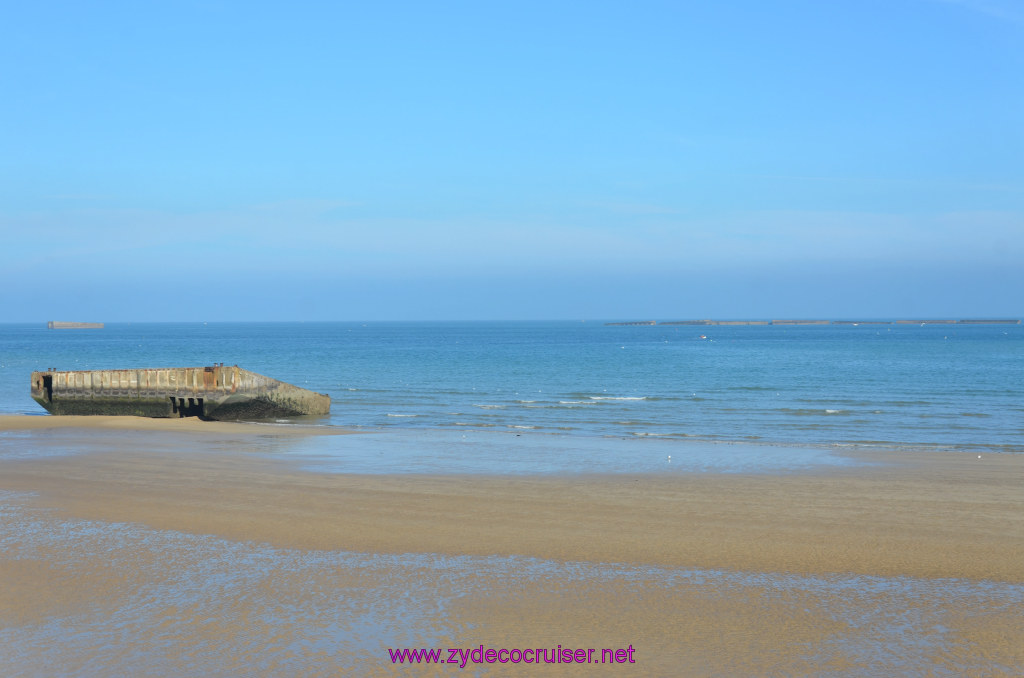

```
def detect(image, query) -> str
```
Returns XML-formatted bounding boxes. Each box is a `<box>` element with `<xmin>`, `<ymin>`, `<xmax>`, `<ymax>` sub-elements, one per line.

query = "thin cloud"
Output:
<box><xmin>929</xmin><ymin>0</ymin><xmax>1024</xmax><ymax>25</ymax></box>
<box><xmin>48</xmin><ymin>194</ymin><xmax>112</xmax><ymax>201</ymax></box>
<box><xmin>580</xmin><ymin>201</ymin><xmax>682</xmax><ymax>216</ymax></box>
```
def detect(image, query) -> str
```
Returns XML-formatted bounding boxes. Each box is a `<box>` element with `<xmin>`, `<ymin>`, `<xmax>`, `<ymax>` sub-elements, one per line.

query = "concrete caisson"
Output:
<box><xmin>30</xmin><ymin>365</ymin><xmax>331</xmax><ymax>420</ymax></box>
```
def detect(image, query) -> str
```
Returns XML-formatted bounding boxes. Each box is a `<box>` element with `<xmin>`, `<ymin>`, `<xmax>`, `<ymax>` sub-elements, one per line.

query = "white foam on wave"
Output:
<box><xmin>474</xmin><ymin>404</ymin><xmax>506</xmax><ymax>410</ymax></box>
<box><xmin>590</xmin><ymin>396</ymin><xmax>647</xmax><ymax>401</ymax></box>
<box><xmin>386</xmin><ymin>414</ymin><xmax>418</xmax><ymax>417</ymax></box>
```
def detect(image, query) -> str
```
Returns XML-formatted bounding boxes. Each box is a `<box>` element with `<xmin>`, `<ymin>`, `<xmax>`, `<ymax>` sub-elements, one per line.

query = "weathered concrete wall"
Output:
<box><xmin>31</xmin><ymin>366</ymin><xmax>330</xmax><ymax>420</ymax></box>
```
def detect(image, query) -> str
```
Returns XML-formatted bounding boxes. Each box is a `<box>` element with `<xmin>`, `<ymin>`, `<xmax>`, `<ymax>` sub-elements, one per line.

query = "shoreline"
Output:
<box><xmin>0</xmin><ymin>413</ymin><xmax>354</xmax><ymax>436</ymax></box>
<box><xmin>4</xmin><ymin>413</ymin><xmax>1020</xmax><ymax>455</ymax></box>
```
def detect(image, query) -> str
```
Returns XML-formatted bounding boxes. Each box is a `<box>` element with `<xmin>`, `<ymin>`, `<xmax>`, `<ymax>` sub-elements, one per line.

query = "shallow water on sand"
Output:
<box><xmin>283</xmin><ymin>429</ymin><xmax>865</xmax><ymax>475</ymax></box>
<box><xmin>1</xmin><ymin>491</ymin><xmax>1021</xmax><ymax>677</ymax></box>
<box><xmin>0</xmin><ymin>426</ymin><xmax>863</xmax><ymax>474</ymax></box>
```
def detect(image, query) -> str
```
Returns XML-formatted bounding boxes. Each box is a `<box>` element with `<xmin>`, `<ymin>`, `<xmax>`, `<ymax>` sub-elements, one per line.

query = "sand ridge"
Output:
<box><xmin>0</xmin><ymin>413</ymin><xmax>352</xmax><ymax>435</ymax></box>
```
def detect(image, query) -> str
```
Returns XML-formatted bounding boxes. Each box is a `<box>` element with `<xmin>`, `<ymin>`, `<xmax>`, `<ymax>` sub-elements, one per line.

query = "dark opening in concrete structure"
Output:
<box><xmin>170</xmin><ymin>396</ymin><xmax>204</xmax><ymax>418</ymax></box>
<box><xmin>42</xmin><ymin>375</ymin><xmax>53</xmax><ymax>403</ymax></box>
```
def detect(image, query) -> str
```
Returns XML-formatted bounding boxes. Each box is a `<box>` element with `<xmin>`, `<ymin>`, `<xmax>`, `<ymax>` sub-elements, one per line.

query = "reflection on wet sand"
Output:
<box><xmin>1</xmin><ymin>417</ymin><xmax>1023</xmax><ymax>676</ymax></box>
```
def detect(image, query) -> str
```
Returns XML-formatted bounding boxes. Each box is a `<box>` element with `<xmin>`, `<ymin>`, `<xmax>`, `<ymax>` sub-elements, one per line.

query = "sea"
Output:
<box><xmin>1</xmin><ymin>321</ymin><xmax>1021</xmax><ymax>469</ymax></box>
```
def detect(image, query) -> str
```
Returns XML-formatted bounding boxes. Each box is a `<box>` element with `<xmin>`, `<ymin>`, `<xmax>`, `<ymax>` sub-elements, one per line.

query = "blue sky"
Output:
<box><xmin>2</xmin><ymin>0</ymin><xmax>1021</xmax><ymax>321</ymax></box>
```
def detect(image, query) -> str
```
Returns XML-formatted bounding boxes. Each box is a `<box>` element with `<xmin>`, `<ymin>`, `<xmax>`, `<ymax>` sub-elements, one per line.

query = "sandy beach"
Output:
<box><xmin>2</xmin><ymin>415</ymin><xmax>1022</xmax><ymax>676</ymax></box>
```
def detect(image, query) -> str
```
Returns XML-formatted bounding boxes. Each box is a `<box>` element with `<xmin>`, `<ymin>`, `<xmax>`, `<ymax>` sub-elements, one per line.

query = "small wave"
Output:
<box><xmin>797</xmin><ymin>398</ymin><xmax>874</xmax><ymax>407</ymax></box>
<box><xmin>507</xmin><ymin>425</ymin><xmax>538</xmax><ymax>430</ymax></box>
<box><xmin>589</xmin><ymin>396</ymin><xmax>647</xmax><ymax>401</ymax></box>
<box><xmin>559</xmin><ymin>400</ymin><xmax>597</xmax><ymax>405</ymax></box>
<box><xmin>386</xmin><ymin>413</ymin><xmax>418</xmax><ymax>418</ymax></box>
<box><xmin>779</xmin><ymin>408</ymin><xmax>849</xmax><ymax>416</ymax></box>
<box><xmin>474</xmin><ymin>404</ymin><xmax>506</xmax><ymax>410</ymax></box>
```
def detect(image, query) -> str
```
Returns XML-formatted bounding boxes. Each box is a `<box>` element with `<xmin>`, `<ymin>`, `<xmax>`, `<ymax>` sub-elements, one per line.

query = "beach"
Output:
<box><xmin>2</xmin><ymin>415</ymin><xmax>1022</xmax><ymax>676</ymax></box>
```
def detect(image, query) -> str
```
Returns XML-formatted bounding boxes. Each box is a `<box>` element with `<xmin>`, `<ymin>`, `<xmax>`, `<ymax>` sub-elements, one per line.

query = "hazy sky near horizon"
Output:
<box><xmin>2</xmin><ymin>0</ymin><xmax>1021</xmax><ymax>321</ymax></box>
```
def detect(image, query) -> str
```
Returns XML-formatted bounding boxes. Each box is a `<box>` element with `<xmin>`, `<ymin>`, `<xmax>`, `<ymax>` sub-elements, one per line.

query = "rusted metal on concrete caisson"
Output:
<box><xmin>30</xmin><ymin>365</ymin><xmax>331</xmax><ymax>420</ymax></box>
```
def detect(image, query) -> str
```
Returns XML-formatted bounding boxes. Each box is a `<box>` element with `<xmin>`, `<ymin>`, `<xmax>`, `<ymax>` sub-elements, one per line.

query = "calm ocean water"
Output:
<box><xmin>1</xmin><ymin>321</ymin><xmax>1021</xmax><ymax>453</ymax></box>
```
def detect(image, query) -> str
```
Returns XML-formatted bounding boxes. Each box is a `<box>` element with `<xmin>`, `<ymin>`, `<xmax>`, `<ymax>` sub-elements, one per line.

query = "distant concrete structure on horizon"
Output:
<box><xmin>47</xmin><ymin>321</ymin><xmax>104</xmax><ymax>329</ymax></box>
<box><xmin>604</xmin><ymin>320</ymin><xmax>657</xmax><ymax>326</ymax></box>
<box><xmin>606</xmin><ymin>319</ymin><xmax>1020</xmax><ymax>327</ymax></box>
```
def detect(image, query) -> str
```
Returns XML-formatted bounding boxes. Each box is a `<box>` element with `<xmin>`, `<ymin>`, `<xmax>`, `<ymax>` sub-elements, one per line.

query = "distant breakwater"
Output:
<box><xmin>605</xmin><ymin>319</ymin><xmax>1021</xmax><ymax>326</ymax></box>
<box><xmin>47</xmin><ymin>321</ymin><xmax>104</xmax><ymax>329</ymax></box>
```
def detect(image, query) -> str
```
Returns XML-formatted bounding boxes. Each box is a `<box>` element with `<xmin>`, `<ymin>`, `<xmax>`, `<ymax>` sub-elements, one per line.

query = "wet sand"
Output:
<box><xmin>2</xmin><ymin>415</ymin><xmax>1022</xmax><ymax>676</ymax></box>
<box><xmin>0</xmin><ymin>414</ymin><xmax>351</xmax><ymax>435</ymax></box>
